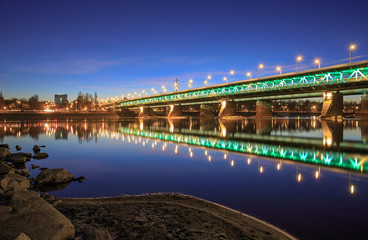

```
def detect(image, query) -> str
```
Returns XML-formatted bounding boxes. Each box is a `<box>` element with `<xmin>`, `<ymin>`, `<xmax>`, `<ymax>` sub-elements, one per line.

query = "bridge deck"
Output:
<box><xmin>119</xmin><ymin>60</ymin><xmax>368</xmax><ymax>108</ymax></box>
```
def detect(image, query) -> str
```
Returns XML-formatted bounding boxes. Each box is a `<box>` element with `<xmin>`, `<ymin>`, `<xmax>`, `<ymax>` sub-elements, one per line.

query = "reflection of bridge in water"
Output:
<box><xmin>119</xmin><ymin>119</ymin><xmax>368</xmax><ymax>175</ymax></box>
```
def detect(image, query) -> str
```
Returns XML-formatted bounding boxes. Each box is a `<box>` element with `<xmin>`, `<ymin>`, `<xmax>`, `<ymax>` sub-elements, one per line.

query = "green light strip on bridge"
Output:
<box><xmin>119</xmin><ymin>127</ymin><xmax>368</xmax><ymax>173</ymax></box>
<box><xmin>120</xmin><ymin>67</ymin><xmax>368</xmax><ymax>107</ymax></box>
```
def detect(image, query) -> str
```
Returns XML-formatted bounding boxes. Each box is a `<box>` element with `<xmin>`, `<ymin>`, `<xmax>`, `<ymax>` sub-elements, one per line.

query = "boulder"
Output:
<box><xmin>32</xmin><ymin>145</ymin><xmax>40</xmax><ymax>153</ymax></box>
<box><xmin>15</xmin><ymin>145</ymin><xmax>22</xmax><ymax>151</ymax></box>
<box><xmin>12</xmin><ymin>152</ymin><xmax>32</xmax><ymax>158</ymax></box>
<box><xmin>0</xmin><ymin>190</ymin><xmax>75</xmax><ymax>240</ymax></box>
<box><xmin>10</xmin><ymin>154</ymin><xmax>27</xmax><ymax>164</ymax></box>
<box><xmin>76</xmin><ymin>176</ymin><xmax>87</xmax><ymax>183</ymax></box>
<box><xmin>0</xmin><ymin>173</ymin><xmax>30</xmax><ymax>194</ymax></box>
<box><xmin>15</xmin><ymin>233</ymin><xmax>31</xmax><ymax>240</ymax></box>
<box><xmin>32</xmin><ymin>152</ymin><xmax>49</xmax><ymax>160</ymax></box>
<box><xmin>35</xmin><ymin>168</ymin><xmax>75</xmax><ymax>185</ymax></box>
<box><xmin>0</xmin><ymin>162</ymin><xmax>16</xmax><ymax>175</ymax></box>
<box><xmin>31</xmin><ymin>164</ymin><xmax>40</xmax><ymax>169</ymax></box>
<box><xmin>0</xmin><ymin>147</ymin><xmax>10</xmax><ymax>160</ymax></box>
<box><xmin>0</xmin><ymin>144</ymin><xmax>9</xmax><ymax>148</ymax></box>
<box><xmin>86</xmin><ymin>229</ymin><xmax>113</xmax><ymax>240</ymax></box>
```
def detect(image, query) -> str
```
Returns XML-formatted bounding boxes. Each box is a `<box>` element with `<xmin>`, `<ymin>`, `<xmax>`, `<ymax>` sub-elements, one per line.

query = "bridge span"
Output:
<box><xmin>117</xmin><ymin>60</ymin><xmax>368</xmax><ymax>118</ymax></box>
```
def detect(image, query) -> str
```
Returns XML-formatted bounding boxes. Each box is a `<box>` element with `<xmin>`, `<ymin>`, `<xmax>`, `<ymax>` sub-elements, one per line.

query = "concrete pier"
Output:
<box><xmin>218</xmin><ymin>100</ymin><xmax>236</xmax><ymax>118</ymax></box>
<box><xmin>168</xmin><ymin>104</ymin><xmax>183</xmax><ymax>117</ymax></box>
<box><xmin>138</xmin><ymin>107</ymin><xmax>153</xmax><ymax>117</ymax></box>
<box><xmin>256</xmin><ymin>100</ymin><xmax>272</xmax><ymax>118</ymax></box>
<box><xmin>320</xmin><ymin>91</ymin><xmax>343</xmax><ymax>118</ymax></box>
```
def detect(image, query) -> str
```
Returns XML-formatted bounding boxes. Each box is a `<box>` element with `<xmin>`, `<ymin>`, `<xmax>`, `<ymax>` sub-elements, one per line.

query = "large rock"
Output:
<box><xmin>12</xmin><ymin>152</ymin><xmax>32</xmax><ymax>158</ymax></box>
<box><xmin>0</xmin><ymin>162</ymin><xmax>16</xmax><ymax>175</ymax></box>
<box><xmin>0</xmin><ymin>147</ymin><xmax>10</xmax><ymax>160</ymax></box>
<box><xmin>10</xmin><ymin>154</ymin><xmax>27</xmax><ymax>164</ymax></box>
<box><xmin>32</xmin><ymin>145</ymin><xmax>40</xmax><ymax>153</ymax></box>
<box><xmin>35</xmin><ymin>168</ymin><xmax>75</xmax><ymax>185</ymax></box>
<box><xmin>0</xmin><ymin>190</ymin><xmax>75</xmax><ymax>240</ymax></box>
<box><xmin>0</xmin><ymin>173</ymin><xmax>30</xmax><ymax>194</ymax></box>
<box><xmin>33</xmin><ymin>152</ymin><xmax>49</xmax><ymax>159</ymax></box>
<box><xmin>15</xmin><ymin>233</ymin><xmax>31</xmax><ymax>240</ymax></box>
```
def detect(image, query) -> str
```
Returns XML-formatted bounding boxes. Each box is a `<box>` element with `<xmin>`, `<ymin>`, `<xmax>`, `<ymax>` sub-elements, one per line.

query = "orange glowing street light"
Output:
<box><xmin>296</xmin><ymin>56</ymin><xmax>302</xmax><ymax>72</ymax></box>
<box><xmin>276</xmin><ymin>66</ymin><xmax>281</xmax><ymax>75</ymax></box>
<box><xmin>229</xmin><ymin>70</ymin><xmax>234</xmax><ymax>83</ymax></box>
<box><xmin>246</xmin><ymin>72</ymin><xmax>251</xmax><ymax>79</ymax></box>
<box><xmin>258</xmin><ymin>64</ymin><xmax>264</xmax><ymax>78</ymax></box>
<box><xmin>314</xmin><ymin>58</ymin><xmax>321</xmax><ymax>69</ymax></box>
<box><xmin>349</xmin><ymin>44</ymin><xmax>356</xmax><ymax>64</ymax></box>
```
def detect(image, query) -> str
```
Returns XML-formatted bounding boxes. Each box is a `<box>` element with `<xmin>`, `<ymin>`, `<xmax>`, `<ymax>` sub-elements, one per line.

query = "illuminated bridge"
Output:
<box><xmin>117</xmin><ymin>60</ymin><xmax>368</xmax><ymax>118</ymax></box>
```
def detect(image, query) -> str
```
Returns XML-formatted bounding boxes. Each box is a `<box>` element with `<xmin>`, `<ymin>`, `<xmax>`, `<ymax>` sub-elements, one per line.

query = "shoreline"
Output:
<box><xmin>56</xmin><ymin>193</ymin><xmax>296</xmax><ymax>240</ymax></box>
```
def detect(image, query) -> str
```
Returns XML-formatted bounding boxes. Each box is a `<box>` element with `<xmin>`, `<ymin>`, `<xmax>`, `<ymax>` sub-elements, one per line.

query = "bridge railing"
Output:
<box><xmin>120</xmin><ymin>65</ymin><xmax>368</xmax><ymax>107</ymax></box>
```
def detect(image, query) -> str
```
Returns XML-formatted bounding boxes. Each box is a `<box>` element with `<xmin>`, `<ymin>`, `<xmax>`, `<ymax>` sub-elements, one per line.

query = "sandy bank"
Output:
<box><xmin>56</xmin><ymin>193</ymin><xmax>296</xmax><ymax>240</ymax></box>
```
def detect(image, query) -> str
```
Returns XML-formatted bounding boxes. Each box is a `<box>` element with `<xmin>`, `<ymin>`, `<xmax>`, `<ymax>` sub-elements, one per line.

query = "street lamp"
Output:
<box><xmin>205</xmin><ymin>75</ymin><xmax>211</xmax><ymax>87</ymax></box>
<box><xmin>296</xmin><ymin>56</ymin><xmax>302</xmax><ymax>72</ymax></box>
<box><xmin>258</xmin><ymin>64</ymin><xmax>264</xmax><ymax>78</ymax></box>
<box><xmin>276</xmin><ymin>66</ymin><xmax>281</xmax><ymax>75</ymax></box>
<box><xmin>349</xmin><ymin>44</ymin><xmax>356</xmax><ymax>64</ymax></box>
<box><xmin>314</xmin><ymin>58</ymin><xmax>321</xmax><ymax>69</ymax></box>
<box><xmin>229</xmin><ymin>70</ymin><xmax>234</xmax><ymax>83</ymax></box>
<box><xmin>246</xmin><ymin>72</ymin><xmax>251</xmax><ymax>79</ymax></box>
<box><xmin>223</xmin><ymin>76</ymin><xmax>227</xmax><ymax>83</ymax></box>
<box><xmin>188</xmin><ymin>79</ymin><xmax>193</xmax><ymax>89</ymax></box>
<box><xmin>151</xmin><ymin>88</ymin><xmax>155</xmax><ymax>95</ymax></box>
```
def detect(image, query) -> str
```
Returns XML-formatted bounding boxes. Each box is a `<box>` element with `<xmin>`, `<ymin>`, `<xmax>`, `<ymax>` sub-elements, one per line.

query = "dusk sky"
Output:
<box><xmin>1</xmin><ymin>0</ymin><xmax>368</xmax><ymax>101</ymax></box>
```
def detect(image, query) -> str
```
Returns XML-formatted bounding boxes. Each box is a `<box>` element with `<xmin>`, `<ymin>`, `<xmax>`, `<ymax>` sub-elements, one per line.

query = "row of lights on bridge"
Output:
<box><xmin>110</xmin><ymin>44</ymin><xmax>357</xmax><ymax>101</ymax></box>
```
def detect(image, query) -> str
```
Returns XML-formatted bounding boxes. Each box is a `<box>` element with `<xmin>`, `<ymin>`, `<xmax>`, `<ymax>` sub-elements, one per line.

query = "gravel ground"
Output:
<box><xmin>56</xmin><ymin>193</ymin><xmax>295</xmax><ymax>240</ymax></box>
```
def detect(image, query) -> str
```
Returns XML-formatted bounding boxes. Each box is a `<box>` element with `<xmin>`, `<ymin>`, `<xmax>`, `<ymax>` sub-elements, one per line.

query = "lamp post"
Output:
<box><xmin>276</xmin><ymin>66</ymin><xmax>281</xmax><ymax>75</ymax></box>
<box><xmin>246</xmin><ymin>72</ymin><xmax>251</xmax><ymax>79</ymax></box>
<box><xmin>349</xmin><ymin>44</ymin><xmax>356</xmax><ymax>64</ymax></box>
<box><xmin>205</xmin><ymin>75</ymin><xmax>211</xmax><ymax>87</ymax></box>
<box><xmin>229</xmin><ymin>70</ymin><xmax>234</xmax><ymax>83</ymax></box>
<box><xmin>296</xmin><ymin>56</ymin><xmax>302</xmax><ymax>72</ymax></box>
<box><xmin>223</xmin><ymin>76</ymin><xmax>227</xmax><ymax>83</ymax></box>
<box><xmin>258</xmin><ymin>64</ymin><xmax>264</xmax><ymax>78</ymax></box>
<box><xmin>188</xmin><ymin>79</ymin><xmax>193</xmax><ymax>89</ymax></box>
<box><xmin>314</xmin><ymin>58</ymin><xmax>321</xmax><ymax>69</ymax></box>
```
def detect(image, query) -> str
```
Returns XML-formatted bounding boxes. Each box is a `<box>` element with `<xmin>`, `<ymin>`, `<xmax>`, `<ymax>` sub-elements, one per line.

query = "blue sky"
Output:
<box><xmin>1</xmin><ymin>0</ymin><xmax>367</xmax><ymax>101</ymax></box>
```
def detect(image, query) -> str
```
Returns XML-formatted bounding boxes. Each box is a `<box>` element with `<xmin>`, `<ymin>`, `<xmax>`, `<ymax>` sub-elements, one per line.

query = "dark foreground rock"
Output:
<box><xmin>0</xmin><ymin>190</ymin><xmax>75</xmax><ymax>240</ymax></box>
<box><xmin>33</xmin><ymin>152</ymin><xmax>49</xmax><ymax>159</ymax></box>
<box><xmin>35</xmin><ymin>168</ymin><xmax>75</xmax><ymax>185</ymax></box>
<box><xmin>0</xmin><ymin>173</ymin><xmax>30</xmax><ymax>194</ymax></box>
<box><xmin>0</xmin><ymin>147</ymin><xmax>10</xmax><ymax>160</ymax></box>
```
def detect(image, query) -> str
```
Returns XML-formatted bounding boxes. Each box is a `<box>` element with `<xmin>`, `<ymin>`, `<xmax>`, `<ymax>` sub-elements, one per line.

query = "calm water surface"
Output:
<box><xmin>1</xmin><ymin>117</ymin><xmax>368</xmax><ymax>240</ymax></box>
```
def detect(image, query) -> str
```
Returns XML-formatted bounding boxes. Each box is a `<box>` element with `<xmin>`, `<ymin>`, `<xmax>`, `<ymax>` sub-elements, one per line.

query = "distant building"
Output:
<box><xmin>54</xmin><ymin>94</ymin><xmax>68</xmax><ymax>105</ymax></box>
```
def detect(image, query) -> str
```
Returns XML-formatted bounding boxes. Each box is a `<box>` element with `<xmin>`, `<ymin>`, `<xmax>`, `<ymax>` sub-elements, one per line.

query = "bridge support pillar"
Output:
<box><xmin>320</xmin><ymin>91</ymin><xmax>343</xmax><ymax>118</ymax></box>
<box><xmin>218</xmin><ymin>100</ymin><xmax>236</xmax><ymax>118</ymax></box>
<box><xmin>357</xmin><ymin>93</ymin><xmax>368</xmax><ymax>118</ymax></box>
<box><xmin>200</xmin><ymin>104</ymin><xmax>216</xmax><ymax>118</ymax></box>
<box><xmin>138</xmin><ymin>106</ymin><xmax>153</xmax><ymax>117</ymax></box>
<box><xmin>256</xmin><ymin>100</ymin><xmax>273</xmax><ymax>118</ymax></box>
<box><xmin>167</xmin><ymin>104</ymin><xmax>183</xmax><ymax>117</ymax></box>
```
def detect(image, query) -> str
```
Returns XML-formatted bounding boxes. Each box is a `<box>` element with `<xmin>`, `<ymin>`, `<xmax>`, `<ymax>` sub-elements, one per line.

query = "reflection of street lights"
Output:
<box><xmin>258</xmin><ymin>64</ymin><xmax>264</xmax><ymax>78</ymax></box>
<box><xmin>314</xmin><ymin>58</ymin><xmax>321</xmax><ymax>69</ymax></box>
<box><xmin>349</xmin><ymin>44</ymin><xmax>356</xmax><ymax>64</ymax></box>
<box><xmin>246</xmin><ymin>72</ymin><xmax>251</xmax><ymax>79</ymax></box>
<box><xmin>296</xmin><ymin>56</ymin><xmax>302</xmax><ymax>72</ymax></box>
<box><xmin>229</xmin><ymin>70</ymin><xmax>234</xmax><ymax>83</ymax></box>
<box><xmin>276</xmin><ymin>66</ymin><xmax>281</xmax><ymax>75</ymax></box>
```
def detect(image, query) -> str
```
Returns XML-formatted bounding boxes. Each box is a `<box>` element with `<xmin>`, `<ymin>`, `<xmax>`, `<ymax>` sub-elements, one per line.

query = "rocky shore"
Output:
<box><xmin>0</xmin><ymin>143</ymin><xmax>295</xmax><ymax>240</ymax></box>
